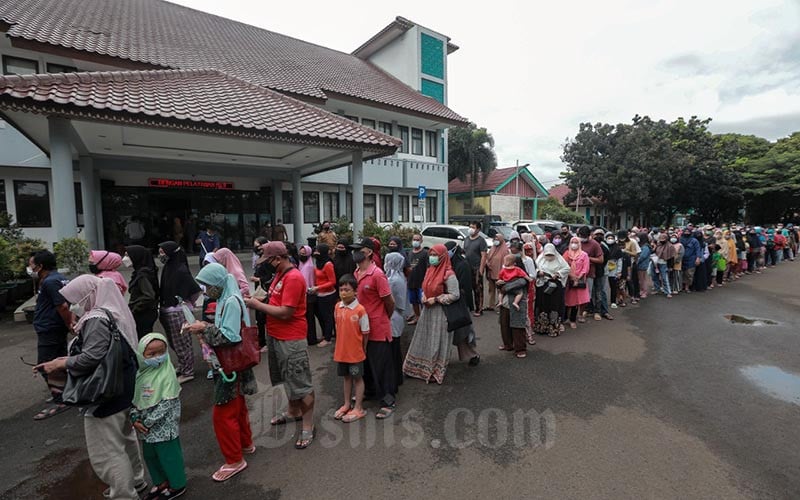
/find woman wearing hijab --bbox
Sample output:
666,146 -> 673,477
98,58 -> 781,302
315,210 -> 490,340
212,248 -> 250,298
636,233 -> 653,298
296,244 -> 318,346
722,230 -> 739,281
89,250 -> 128,295
124,245 -> 160,339
384,252 -> 409,387
403,244 -> 459,383
36,275 -> 145,499
185,263 -> 256,483
311,243 -> 337,347
483,233 -> 510,310
563,237 -> 590,329
333,238 -> 356,283
652,233 -> 676,297
497,252 -> 531,358
158,241 -> 202,384
534,244 -> 570,336
691,230 -> 710,291
443,241 -> 480,365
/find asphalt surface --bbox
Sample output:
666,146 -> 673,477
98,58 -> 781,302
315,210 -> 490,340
2,263 -> 800,499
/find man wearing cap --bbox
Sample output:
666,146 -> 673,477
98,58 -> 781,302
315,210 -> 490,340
244,241 -> 316,449
350,238 -> 397,419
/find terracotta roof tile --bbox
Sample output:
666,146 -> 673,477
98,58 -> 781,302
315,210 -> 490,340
547,183 -> 571,203
0,0 -> 468,124
448,166 -> 520,194
0,68 -> 401,151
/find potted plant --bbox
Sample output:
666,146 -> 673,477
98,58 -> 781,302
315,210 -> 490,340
53,237 -> 89,278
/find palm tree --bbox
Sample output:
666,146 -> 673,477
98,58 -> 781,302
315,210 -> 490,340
448,123 -> 497,206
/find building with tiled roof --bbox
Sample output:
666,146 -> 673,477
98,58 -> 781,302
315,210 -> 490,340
0,1 -> 467,249
547,183 -> 642,230
448,166 -> 549,222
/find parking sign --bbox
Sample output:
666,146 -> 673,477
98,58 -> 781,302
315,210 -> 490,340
418,186 -> 427,199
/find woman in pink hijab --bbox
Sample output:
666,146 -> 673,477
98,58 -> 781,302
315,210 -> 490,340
211,248 -> 250,298
89,250 -> 128,295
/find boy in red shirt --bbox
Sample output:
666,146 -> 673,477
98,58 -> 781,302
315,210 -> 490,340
333,274 -> 370,423
497,254 -> 531,310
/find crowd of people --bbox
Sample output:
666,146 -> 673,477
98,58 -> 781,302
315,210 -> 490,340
24,218 -> 798,497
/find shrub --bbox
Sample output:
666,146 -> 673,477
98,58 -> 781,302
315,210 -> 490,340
0,212 -> 46,279
332,216 -> 353,244
53,237 -> 89,277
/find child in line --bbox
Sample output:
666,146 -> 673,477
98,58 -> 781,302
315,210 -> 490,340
497,254 -> 531,310
711,244 -> 727,286
333,275 -> 370,423
131,333 -> 187,500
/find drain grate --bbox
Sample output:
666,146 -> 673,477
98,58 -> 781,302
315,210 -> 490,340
725,314 -> 777,326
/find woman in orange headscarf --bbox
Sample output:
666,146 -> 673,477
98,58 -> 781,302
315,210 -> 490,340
403,244 -> 460,384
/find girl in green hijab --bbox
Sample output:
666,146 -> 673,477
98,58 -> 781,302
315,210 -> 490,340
130,333 -> 187,499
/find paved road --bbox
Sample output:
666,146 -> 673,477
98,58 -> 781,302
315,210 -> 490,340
2,263 -> 799,499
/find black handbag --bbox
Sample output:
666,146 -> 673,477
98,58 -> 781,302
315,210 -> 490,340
569,277 -> 587,289
62,308 -> 125,406
443,296 -> 472,332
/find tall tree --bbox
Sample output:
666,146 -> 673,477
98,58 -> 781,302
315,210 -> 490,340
448,123 -> 497,205
740,132 -> 800,222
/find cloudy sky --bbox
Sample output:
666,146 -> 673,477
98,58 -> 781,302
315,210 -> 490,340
174,0 -> 800,186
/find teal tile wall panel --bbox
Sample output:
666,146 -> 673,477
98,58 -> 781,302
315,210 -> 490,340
421,78 -> 444,104
420,33 -> 444,79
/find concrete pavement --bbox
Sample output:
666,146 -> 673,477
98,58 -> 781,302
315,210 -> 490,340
1,262 -> 799,499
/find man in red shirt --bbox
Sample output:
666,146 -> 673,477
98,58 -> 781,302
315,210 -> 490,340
244,241 -> 315,449
577,226 -> 605,321
350,238 -> 397,418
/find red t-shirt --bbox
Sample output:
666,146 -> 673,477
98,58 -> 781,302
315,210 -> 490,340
498,265 -> 529,282
355,263 -> 392,342
581,239 -> 603,279
267,267 -> 307,341
333,299 -> 370,363
314,261 -> 337,295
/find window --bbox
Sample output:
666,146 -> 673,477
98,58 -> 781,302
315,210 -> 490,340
398,126 -> 409,154
425,130 -> 438,157
412,196 -> 421,221
282,190 -> 293,224
0,180 -> 6,213
345,116 -> 359,123
2,55 -> 38,75
346,193 -> 353,220
379,194 -> 393,222
14,180 -> 50,227
379,122 -> 392,135
398,195 -> 409,222
361,119 -> 376,129
74,182 -> 84,227
364,194 -> 376,221
47,62 -> 78,73
303,192 -> 320,223
323,192 -> 339,221
426,195 -> 437,223
411,128 -> 423,155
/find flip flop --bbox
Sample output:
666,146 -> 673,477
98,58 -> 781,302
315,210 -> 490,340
270,412 -> 303,426
295,428 -> 315,449
515,351 -> 528,359
342,409 -> 367,423
334,405 -> 350,420
212,461 -> 247,482
375,407 -> 395,419
242,445 -> 256,455
33,404 -> 71,421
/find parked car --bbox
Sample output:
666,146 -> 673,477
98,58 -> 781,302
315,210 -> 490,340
420,225 -> 492,248
512,220 -> 548,235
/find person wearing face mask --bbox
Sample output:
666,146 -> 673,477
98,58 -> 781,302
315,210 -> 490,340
316,221 -> 337,255
652,233 -> 676,297
680,229 -> 702,292
604,233 -> 623,309
350,238 -> 397,418
310,244 -> 337,347
187,263 -> 258,480
250,237 -> 271,351
554,225 -> 572,254
333,238 -> 356,283
533,244 -> 570,336
722,230 -> 739,282
575,226 -> 605,321
28,250 -> 73,421
244,242 -> 316,446
124,245 -> 160,339
669,233 -> 685,294
463,222 -> 488,317
212,248 -> 251,299
130,333 -> 187,499
617,230 -> 637,304
158,241 -> 202,384
296,245 -> 318,346
443,241 -> 480,365
386,236 -> 410,270
36,275 -> 144,499
563,237 -> 590,329
406,233 -> 428,325
404,244 -> 464,381
484,233 -> 509,311
587,229 -> 612,320
195,225 -> 221,268
89,250 -> 128,295
383,252 -> 409,389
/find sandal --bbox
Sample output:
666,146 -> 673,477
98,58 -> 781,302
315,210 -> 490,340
569,322 -> 577,329
33,403 -> 71,421
577,317 -> 587,324
515,351 -> 528,359
342,409 -> 367,423
271,412 -> 303,426
212,461 -> 247,482
295,428 -> 315,449
242,444 -> 256,455
334,405 -> 350,420
376,406 -> 395,419
498,345 -> 513,351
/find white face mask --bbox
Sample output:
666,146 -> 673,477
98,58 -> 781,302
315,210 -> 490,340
121,255 -> 133,268
570,243 -> 580,250
468,228 -> 476,236
69,302 -> 85,317
493,240 -> 500,247
26,266 -> 38,278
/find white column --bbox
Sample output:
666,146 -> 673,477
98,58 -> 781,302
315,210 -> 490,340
352,151 -> 364,237
79,156 -> 98,249
338,184 -> 347,220
442,188 -> 449,223
94,171 -> 105,247
272,179 -> 283,226
48,117 -> 77,241
391,188 -> 399,224
292,171 -> 303,243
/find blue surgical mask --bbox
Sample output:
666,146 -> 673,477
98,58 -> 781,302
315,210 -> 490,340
429,256 -> 440,266
448,248 -> 456,259
143,353 -> 168,368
